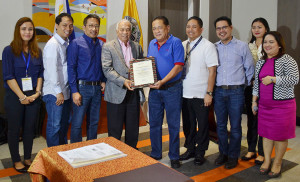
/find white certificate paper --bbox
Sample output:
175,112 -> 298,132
132,60 -> 155,86
58,143 -> 127,168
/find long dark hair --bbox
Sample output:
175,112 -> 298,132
10,17 -> 40,58
261,31 -> 286,60
249,17 -> 270,43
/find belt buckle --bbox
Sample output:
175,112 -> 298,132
223,85 -> 229,89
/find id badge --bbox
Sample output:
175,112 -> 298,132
21,77 -> 33,91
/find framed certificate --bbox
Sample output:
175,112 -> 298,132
129,57 -> 157,88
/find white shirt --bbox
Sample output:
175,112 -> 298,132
182,36 -> 219,98
42,34 -> 70,100
249,41 -> 263,65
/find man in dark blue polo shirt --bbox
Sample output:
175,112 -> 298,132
147,16 -> 184,168
67,14 -> 106,143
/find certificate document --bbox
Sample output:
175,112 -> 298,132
129,58 -> 157,88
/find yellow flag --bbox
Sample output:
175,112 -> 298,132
122,0 -> 143,49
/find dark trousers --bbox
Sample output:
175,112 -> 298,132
107,90 -> 140,148
182,98 -> 209,156
4,89 -> 40,163
244,85 -> 263,156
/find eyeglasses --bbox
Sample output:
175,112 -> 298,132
87,24 -> 100,29
216,26 -> 229,31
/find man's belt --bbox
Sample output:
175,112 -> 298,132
217,85 -> 244,90
159,79 -> 181,90
77,80 -> 101,86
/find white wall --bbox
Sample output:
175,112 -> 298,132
0,0 -> 32,59
107,0 -> 148,55
232,0 -> 277,42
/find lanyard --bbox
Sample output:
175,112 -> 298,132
21,52 -> 31,77
184,36 -> 203,62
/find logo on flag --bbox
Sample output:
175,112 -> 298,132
122,0 -> 143,49
124,16 -> 141,43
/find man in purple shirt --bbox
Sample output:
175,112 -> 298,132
147,16 -> 184,169
67,14 -> 106,143
213,16 -> 254,169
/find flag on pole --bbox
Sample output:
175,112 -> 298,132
54,0 -> 75,41
122,0 -> 143,49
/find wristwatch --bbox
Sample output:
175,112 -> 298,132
206,91 -> 213,96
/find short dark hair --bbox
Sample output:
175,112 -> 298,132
83,14 -> 100,26
261,31 -> 286,60
214,16 -> 232,28
153,16 -> 169,26
55,13 -> 73,25
250,17 -> 270,43
187,16 -> 203,28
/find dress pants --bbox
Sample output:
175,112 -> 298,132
107,90 -> 140,148
5,89 -> 40,163
182,98 -> 209,156
244,85 -> 263,156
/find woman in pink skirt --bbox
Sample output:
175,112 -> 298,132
252,31 -> 299,178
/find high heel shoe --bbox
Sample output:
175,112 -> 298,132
259,166 -> 271,175
268,170 -> 281,178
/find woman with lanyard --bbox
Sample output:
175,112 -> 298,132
2,17 -> 43,173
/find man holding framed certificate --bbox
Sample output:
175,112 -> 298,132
147,16 -> 184,168
101,19 -> 143,148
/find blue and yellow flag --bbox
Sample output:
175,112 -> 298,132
122,0 -> 143,49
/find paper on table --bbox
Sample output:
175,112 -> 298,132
58,143 -> 127,168
132,59 -> 155,86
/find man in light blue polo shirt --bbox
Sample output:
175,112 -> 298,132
147,16 -> 184,169
213,16 -> 254,169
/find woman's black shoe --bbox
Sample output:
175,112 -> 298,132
13,165 -> 27,173
255,159 -> 264,165
241,154 -> 257,161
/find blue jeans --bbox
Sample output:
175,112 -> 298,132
214,86 -> 244,158
70,85 -> 102,143
43,95 -> 71,147
148,81 -> 182,160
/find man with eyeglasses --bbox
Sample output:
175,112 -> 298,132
67,14 -> 106,143
214,16 -> 254,169
101,19 -> 143,148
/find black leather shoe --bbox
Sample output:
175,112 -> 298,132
194,155 -> 205,166
13,165 -> 27,173
170,160 -> 181,168
179,150 -> 195,161
225,157 -> 238,169
215,154 -> 228,166
241,154 -> 257,161
255,159 -> 264,165
150,155 -> 162,160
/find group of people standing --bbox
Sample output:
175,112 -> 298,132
179,15 -> 299,179
2,12 -> 298,179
